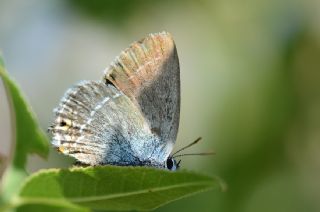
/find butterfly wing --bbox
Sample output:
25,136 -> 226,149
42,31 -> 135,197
50,32 -> 180,166
103,32 -> 180,148
49,81 -> 165,166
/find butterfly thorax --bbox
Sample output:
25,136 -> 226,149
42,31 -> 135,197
98,134 -> 172,168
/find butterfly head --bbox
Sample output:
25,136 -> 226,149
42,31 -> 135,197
165,137 -> 215,171
165,157 -> 181,171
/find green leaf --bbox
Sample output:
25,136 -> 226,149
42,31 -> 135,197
14,166 -> 222,211
15,204 -> 89,212
0,55 -> 49,200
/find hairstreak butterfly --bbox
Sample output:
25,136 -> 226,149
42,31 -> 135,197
49,32 -> 207,171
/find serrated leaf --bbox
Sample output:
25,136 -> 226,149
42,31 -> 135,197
0,55 -> 49,200
15,166 -> 222,211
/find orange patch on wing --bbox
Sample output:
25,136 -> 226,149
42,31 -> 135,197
58,146 -> 65,153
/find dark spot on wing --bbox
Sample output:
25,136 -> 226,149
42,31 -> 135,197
105,78 -> 115,86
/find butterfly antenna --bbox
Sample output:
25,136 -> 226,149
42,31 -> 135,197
172,137 -> 202,157
173,151 -> 215,158
176,159 -> 181,167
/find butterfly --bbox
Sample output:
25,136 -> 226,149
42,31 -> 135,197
49,32 -> 202,171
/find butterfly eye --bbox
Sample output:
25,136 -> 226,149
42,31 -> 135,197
166,158 -> 173,170
60,121 -> 67,127
166,158 -> 177,171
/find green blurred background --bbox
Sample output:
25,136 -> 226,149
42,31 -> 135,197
1,0 -> 320,211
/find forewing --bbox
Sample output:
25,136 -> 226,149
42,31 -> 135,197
49,81 -> 155,165
103,32 -> 180,146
